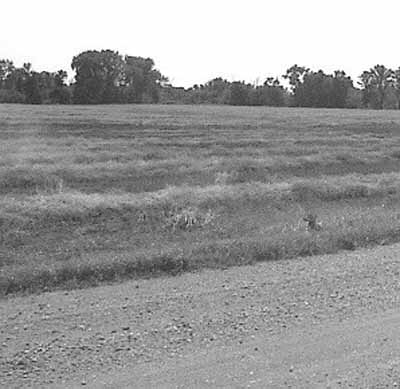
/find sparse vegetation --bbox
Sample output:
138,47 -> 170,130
3,104 -> 400,296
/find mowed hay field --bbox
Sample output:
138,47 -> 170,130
2,104 -> 400,296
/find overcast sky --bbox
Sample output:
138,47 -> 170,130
1,0 -> 400,87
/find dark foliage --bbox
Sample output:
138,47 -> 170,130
283,66 -> 354,108
0,60 -> 71,104
71,50 -> 166,104
2,53 -> 400,109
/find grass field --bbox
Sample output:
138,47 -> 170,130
2,104 -> 400,296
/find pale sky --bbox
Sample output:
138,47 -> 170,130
1,0 -> 400,87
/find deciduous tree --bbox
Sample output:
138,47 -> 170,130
359,65 -> 393,109
71,50 -> 124,104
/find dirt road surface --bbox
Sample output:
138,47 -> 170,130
2,243 -> 400,388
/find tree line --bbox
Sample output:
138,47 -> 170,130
0,60 -> 70,104
1,50 -> 400,109
0,50 -> 166,105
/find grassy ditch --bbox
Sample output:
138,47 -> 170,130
2,177 -> 400,296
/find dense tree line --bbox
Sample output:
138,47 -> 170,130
161,77 -> 287,106
0,60 -> 70,104
1,50 -> 400,109
160,64 -> 400,109
283,66 -> 354,108
0,50 -> 166,105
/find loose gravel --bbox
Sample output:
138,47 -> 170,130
1,243 -> 400,387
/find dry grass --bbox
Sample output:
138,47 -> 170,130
2,104 -> 400,296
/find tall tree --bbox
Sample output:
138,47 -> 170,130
71,50 -> 124,104
283,65 -> 309,91
123,56 -> 166,103
359,65 -> 393,109
283,65 -> 310,106
331,70 -> 353,108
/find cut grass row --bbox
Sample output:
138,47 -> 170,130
2,171 -> 400,217
3,155 -> 400,194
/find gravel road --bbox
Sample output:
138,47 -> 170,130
1,243 -> 400,388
